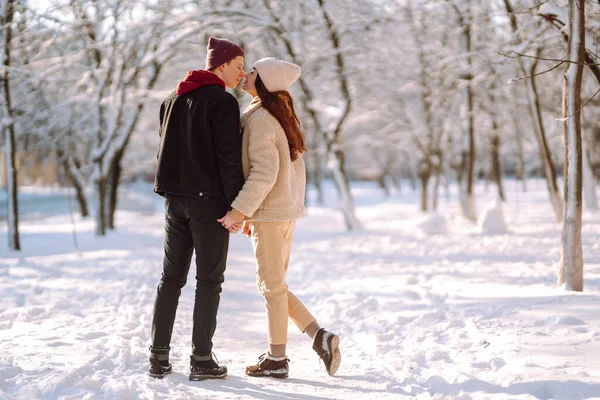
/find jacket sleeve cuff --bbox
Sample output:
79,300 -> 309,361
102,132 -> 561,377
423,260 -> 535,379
230,208 -> 245,223
231,199 -> 254,219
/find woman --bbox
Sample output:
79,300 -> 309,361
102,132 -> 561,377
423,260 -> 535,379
218,57 -> 341,378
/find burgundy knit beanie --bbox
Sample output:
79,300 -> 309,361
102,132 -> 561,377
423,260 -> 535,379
205,37 -> 244,71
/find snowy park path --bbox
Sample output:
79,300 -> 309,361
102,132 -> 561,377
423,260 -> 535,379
2,181 -> 600,399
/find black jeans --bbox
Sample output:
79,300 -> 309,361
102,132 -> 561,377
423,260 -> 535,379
151,194 -> 229,357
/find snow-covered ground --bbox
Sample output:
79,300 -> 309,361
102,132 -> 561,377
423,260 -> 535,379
1,179 -> 600,400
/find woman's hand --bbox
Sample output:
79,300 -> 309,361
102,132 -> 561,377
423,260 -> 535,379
242,221 -> 251,237
217,209 -> 244,233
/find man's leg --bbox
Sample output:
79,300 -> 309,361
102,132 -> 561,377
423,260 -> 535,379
151,195 -> 194,354
186,200 -> 229,357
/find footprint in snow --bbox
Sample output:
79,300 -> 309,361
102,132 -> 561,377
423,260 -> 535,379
401,290 -> 422,301
471,358 -> 505,371
551,316 -> 585,326
80,331 -> 108,340
426,350 -> 453,363
445,318 -> 465,329
0,366 -> 23,380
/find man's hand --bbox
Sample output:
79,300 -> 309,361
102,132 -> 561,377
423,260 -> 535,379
228,222 -> 242,234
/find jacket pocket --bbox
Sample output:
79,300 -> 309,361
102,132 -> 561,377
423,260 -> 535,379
277,220 -> 295,240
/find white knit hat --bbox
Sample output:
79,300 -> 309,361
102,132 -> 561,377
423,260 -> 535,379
254,57 -> 301,92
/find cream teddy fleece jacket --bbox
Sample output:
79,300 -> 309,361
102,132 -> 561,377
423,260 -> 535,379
230,98 -> 306,222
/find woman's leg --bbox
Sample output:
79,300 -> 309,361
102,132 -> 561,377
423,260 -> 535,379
269,344 -> 286,358
303,321 -> 321,339
279,222 -> 341,375
250,221 -> 292,350
287,291 -> 317,334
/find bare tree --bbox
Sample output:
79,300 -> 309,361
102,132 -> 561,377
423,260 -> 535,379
538,2 -> 599,211
445,0 -> 477,220
503,0 -> 564,221
480,76 -> 506,201
558,0 -> 585,291
312,0 -> 362,229
405,0 -> 443,212
218,0 -> 363,229
55,0 -> 180,235
0,0 -> 20,250
528,49 -> 564,220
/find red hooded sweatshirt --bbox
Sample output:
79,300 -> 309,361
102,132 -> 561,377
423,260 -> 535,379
176,70 -> 225,95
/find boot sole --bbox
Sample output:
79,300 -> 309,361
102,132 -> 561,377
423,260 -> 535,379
246,372 -> 288,379
149,370 -> 172,379
328,334 -> 341,376
189,372 -> 227,381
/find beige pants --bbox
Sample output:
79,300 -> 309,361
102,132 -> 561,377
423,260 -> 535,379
250,220 -> 316,345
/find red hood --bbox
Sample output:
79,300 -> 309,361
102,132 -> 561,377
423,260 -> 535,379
176,70 -> 225,95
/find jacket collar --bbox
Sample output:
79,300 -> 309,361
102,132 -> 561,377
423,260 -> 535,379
241,97 -> 263,129
176,70 -> 225,95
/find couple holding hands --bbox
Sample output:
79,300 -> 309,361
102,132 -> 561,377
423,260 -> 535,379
149,37 -> 341,381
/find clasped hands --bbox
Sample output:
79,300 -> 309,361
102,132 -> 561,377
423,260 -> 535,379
217,210 -> 251,236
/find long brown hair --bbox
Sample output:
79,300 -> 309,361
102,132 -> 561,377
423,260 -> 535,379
255,74 -> 306,162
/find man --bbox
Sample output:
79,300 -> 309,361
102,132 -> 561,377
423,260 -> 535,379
149,37 -> 245,381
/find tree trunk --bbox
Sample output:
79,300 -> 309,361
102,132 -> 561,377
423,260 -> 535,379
432,170 -> 441,211
391,173 -> 401,193
454,150 -> 468,217
558,0 -> 584,291
420,173 -> 430,212
76,183 -> 90,218
490,135 -> 506,201
93,163 -> 106,236
106,148 -> 124,230
527,60 -> 563,221
486,88 -> 505,201
330,151 -> 362,230
464,86 -> 476,220
377,150 -> 396,198
61,156 -> 89,217
512,109 -> 527,191
1,0 -> 19,250
431,150 -> 442,211
459,1 -> 477,221
378,174 -> 390,197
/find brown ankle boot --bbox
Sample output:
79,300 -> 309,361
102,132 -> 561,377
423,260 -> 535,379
245,353 -> 289,379
312,328 -> 341,376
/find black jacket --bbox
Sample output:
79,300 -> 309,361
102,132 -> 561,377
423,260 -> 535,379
154,84 -> 244,206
